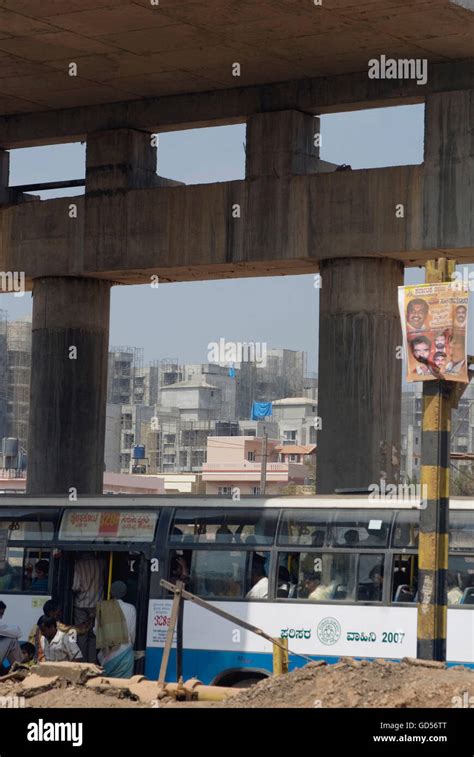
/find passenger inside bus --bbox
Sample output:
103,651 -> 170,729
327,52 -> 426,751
302,571 -> 323,599
392,555 -> 418,602
343,529 -> 360,546
447,572 -> 463,605
169,554 -> 191,586
31,560 -> 49,592
246,559 -> 268,599
0,560 -> 16,591
366,564 -> 384,601
72,552 -> 107,662
276,566 -> 292,598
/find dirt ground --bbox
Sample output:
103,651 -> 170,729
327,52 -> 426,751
217,658 -> 474,708
1,658 -> 474,708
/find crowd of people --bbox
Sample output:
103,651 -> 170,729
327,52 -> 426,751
0,552 -> 136,679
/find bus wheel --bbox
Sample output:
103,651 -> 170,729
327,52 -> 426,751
231,678 -> 261,689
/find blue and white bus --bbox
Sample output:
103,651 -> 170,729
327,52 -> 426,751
0,495 -> 473,685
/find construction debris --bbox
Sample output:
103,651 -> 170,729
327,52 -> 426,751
217,658 -> 474,708
2,659 -> 474,708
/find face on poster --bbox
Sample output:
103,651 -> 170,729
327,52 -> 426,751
398,283 -> 468,383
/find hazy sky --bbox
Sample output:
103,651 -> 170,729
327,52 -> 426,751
2,103 -> 471,373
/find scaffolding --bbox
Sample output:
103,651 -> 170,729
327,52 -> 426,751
0,309 -> 7,442
6,315 -> 32,449
108,345 -> 145,405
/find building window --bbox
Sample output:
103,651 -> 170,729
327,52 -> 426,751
252,487 -> 261,495
217,487 -> 232,496
247,451 -> 256,462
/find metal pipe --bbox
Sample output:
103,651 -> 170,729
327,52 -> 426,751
10,179 -> 85,192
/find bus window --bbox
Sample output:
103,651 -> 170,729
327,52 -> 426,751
449,512 -> 474,551
392,512 -> 419,548
357,555 -> 384,602
0,547 -> 51,593
331,510 -> 392,548
0,519 -> 54,542
170,509 -> 276,546
277,552 -> 356,601
277,510 -> 330,547
448,555 -> 474,605
392,554 -> 418,602
172,550 -> 270,600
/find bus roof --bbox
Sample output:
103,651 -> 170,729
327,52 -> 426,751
0,494 -> 472,510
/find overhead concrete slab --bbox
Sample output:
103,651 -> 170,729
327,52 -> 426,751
0,0 -> 472,120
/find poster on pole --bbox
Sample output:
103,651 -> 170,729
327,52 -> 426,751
398,283 -> 468,383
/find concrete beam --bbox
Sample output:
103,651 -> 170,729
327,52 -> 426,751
0,60 -> 474,149
0,165 -> 429,288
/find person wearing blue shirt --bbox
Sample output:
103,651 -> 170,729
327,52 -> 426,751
31,559 -> 49,593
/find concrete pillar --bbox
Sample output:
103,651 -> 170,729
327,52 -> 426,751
27,129 -> 161,494
246,110 -> 322,179
85,128 -> 158,193
317,257 -> 403,493
423,89 -> 474,251
0,150 -> 13,205
27,277 -> 111,495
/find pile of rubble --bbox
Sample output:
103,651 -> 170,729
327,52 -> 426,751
0,662 -> 239,708
218,658 -> 474,708
0,662 -> 154,708
2,658 -> 474,708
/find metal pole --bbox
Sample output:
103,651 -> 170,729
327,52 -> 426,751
260,427 -> 268,495
417,258 -> 455,661
176,588 -> 184,681
158,580 -> 183,684
272,637 -> 289,676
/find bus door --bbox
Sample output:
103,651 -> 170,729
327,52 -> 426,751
55,547 -> 150,673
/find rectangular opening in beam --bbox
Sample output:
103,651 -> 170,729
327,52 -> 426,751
320,104 -> 424,169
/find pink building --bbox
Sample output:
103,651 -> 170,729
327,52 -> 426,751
202,436 -> 308,495
0,471 -> 165,495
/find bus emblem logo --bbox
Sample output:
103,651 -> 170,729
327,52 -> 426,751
317,617 -> 341,646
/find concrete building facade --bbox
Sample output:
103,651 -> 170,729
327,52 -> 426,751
202,435 -> 308,495
272,397 -> 319,447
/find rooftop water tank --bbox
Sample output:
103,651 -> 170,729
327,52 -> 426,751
132,444 -> 145,459
2,437 -> 18,456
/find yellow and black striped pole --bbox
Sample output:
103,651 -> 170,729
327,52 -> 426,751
417,259 -> 454,661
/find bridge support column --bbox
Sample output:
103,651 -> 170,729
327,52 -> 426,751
27,128 -> 160,495
27,276 -> 111,495
317,257 -> 403,493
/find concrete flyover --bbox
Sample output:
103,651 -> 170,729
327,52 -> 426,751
0,0 -> 473,494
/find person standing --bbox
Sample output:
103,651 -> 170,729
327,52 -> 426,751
95,581 -> 136,678
72,552 -> 106,662
38,617 -> 83,662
